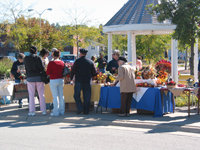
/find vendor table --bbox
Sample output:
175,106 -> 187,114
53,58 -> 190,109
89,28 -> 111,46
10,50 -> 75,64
98,87 -> 173,117
160,88 -> 194,117
0,81 -> 14,105
45,84 -> 101,103
11,83 -> 38,100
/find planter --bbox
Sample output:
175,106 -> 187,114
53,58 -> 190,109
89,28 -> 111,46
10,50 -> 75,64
167,84 -> 176,89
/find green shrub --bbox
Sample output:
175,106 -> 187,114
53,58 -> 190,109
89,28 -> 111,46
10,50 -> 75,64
175,94 -> 198,107
0,58 -> 13,77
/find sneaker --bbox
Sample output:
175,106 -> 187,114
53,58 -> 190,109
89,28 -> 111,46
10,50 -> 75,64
28,112 -> 36,116
118,113 -> 126,117
59,112 -> 65,116
42,111 -> 46,115
50,113 -> 59,117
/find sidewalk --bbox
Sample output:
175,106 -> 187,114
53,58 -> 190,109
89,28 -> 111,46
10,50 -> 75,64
1,101 -> 200,134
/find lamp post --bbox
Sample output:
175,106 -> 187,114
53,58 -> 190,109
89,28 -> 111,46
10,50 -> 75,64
28,8 -> 52,51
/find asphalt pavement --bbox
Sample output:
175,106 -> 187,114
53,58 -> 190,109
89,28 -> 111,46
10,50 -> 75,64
0,101 -> 200,134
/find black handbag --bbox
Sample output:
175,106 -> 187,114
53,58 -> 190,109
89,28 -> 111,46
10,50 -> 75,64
63,65 -> 70,77
41,70 -> 50,84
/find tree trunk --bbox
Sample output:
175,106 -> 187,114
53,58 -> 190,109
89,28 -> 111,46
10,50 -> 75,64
190,38 -> 195,75
185,47 -> 187,70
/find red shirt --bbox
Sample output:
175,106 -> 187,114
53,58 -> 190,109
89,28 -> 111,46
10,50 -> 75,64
46,61 -> 64,79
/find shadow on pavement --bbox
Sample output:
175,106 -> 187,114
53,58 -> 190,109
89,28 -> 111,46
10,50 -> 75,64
0,103 -> 200,134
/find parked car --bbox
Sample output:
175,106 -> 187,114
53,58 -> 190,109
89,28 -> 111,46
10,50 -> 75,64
0,56 -> 17,62
62,54 -> 76,63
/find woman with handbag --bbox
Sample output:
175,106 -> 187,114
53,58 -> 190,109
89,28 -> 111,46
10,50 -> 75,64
24,46 -> 46,116
46,50 -> 65,116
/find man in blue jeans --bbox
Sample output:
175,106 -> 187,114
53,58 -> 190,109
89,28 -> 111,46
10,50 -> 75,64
11,53 -> 25,108
70,49 -> 96,114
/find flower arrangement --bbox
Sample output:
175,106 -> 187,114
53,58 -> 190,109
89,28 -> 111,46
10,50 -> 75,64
19,73 -> 26,83
97,72 -> 107,83
177,83 -> 186,88
135,70 -> 142,79
157,70 -> 168,84
104,71 -> 116,83
136,82 -> 155,88
155,59 -> 171,74
165,80 -> 176,85
155,78 -> 163,86
142,68 -> 156,79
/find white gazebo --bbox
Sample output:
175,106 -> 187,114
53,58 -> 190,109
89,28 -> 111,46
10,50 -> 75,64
103,0 -> 198,83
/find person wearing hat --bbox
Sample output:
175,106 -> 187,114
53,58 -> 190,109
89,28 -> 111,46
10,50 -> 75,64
111,56 -> 137,117
48,48 -> 57,61
24,46 -> 46,116
70,48 -> 97,114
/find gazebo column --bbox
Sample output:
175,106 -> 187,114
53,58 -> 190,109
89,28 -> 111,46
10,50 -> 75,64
108,33 -> 112,62
127,31 -> 132,63
194,38 -> 198,82
171,39 -> 178,83
132,33 -> 137,68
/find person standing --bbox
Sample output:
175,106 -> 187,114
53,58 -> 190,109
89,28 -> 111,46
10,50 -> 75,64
111,57 -> 137,117
70,49 -> 96,114
39,48 -> 50,70
48,48 -> 57,62
11,53 -> 25,108
136,56 -> 142,70
46,50 -> 65,116
95,53 -> 107,73
106,50 -> 120,74
24,46 -> 46,116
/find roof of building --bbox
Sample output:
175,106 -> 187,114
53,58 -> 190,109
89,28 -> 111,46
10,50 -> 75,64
103,0 -> 176,35
105,0 -> 166,26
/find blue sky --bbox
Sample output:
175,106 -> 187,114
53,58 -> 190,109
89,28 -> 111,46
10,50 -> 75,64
23,0 -> 128,26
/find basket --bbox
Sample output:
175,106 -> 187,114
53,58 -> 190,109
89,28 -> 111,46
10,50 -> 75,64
167,84 -> 176,89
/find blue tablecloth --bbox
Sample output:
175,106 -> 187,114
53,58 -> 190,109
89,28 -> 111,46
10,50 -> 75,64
98,87 -> 173,117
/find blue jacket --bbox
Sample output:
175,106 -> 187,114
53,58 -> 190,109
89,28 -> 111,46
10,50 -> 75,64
11,60 -> 23,80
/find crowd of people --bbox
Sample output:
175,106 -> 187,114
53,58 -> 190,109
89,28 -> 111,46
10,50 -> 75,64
11,46 -> 140,117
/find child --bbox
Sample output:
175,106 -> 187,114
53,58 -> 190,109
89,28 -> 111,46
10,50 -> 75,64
11,53 -> 25,108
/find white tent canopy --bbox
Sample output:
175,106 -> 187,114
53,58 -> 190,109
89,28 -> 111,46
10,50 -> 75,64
103,0 -> 198,83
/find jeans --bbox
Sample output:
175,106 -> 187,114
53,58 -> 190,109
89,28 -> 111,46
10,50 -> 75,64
15,79 -> 22,105
99,68 -> 105,73
50,79 -> 65,116
74,82 -> 91,114
27,82 -> 46,112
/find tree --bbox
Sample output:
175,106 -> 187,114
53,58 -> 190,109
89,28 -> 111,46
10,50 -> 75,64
136,35 -> 171,64
0,0 -> 35,51
147,0 -> 200,75
3,16 -> 65,52
62,1 -> 96,56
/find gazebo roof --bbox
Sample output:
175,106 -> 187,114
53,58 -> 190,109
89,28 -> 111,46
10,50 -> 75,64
103,0 -> 176,35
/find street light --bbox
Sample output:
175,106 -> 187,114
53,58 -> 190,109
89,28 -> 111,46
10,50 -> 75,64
28,8 -> 52,50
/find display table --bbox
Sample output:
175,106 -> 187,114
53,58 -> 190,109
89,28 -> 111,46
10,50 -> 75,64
98,87 -> 173,117
45,84 -> 101,103
0,81 -> 14,105
11,83 -> 38,100
160,88 -> 194,117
